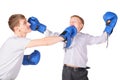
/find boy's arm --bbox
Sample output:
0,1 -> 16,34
87,12 -> 117,45
86,32 -> 107,45
44,29 -> 59,37
26,36 -> 64,48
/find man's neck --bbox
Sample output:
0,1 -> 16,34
14,32 -> 26,37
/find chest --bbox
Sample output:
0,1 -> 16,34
71,34 -> 87,47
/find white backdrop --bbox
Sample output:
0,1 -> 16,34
0,0 -> 120,80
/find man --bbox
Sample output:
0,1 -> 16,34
0,14 -> 76,80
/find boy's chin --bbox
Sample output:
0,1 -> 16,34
29,29 -> 32,32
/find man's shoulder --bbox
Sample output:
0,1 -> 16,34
7,36 -> 30,43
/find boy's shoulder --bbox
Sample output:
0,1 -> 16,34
77,32 -> 90,36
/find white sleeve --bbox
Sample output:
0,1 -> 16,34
44,29 -> 60,37
86,32 -> 107,45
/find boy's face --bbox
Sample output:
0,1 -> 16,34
17,18 -> 31,34
70,17 -> 83,32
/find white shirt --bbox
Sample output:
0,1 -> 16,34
0,35 -> 30,80
64,32 -> 107,67
45,30 -> 107,67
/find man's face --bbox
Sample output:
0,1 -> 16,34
18,18 -> 31,33
70,17 -> 83,32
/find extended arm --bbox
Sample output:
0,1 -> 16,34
26,36 -> 64,48
28,16 -> 77,48
87,11 -> 118,46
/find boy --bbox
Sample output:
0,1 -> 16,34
62,12 -> 117,80
29,11 -> 117,80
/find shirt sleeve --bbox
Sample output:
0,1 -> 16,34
44,29 -> 60,37
10,37 -> 31,50
86,32 -> 107,45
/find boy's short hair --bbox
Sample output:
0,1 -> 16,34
8,14 -> 25,31
71,15 -> 84,25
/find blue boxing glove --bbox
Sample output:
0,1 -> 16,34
103,11 -> 118,35
60,26 -> 77,48
22,50 -> 41,65
28,17 -> 46,33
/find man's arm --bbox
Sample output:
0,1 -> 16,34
26,25 -> 77,48
26,36 -> 64,48
28,17 -> 77,48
